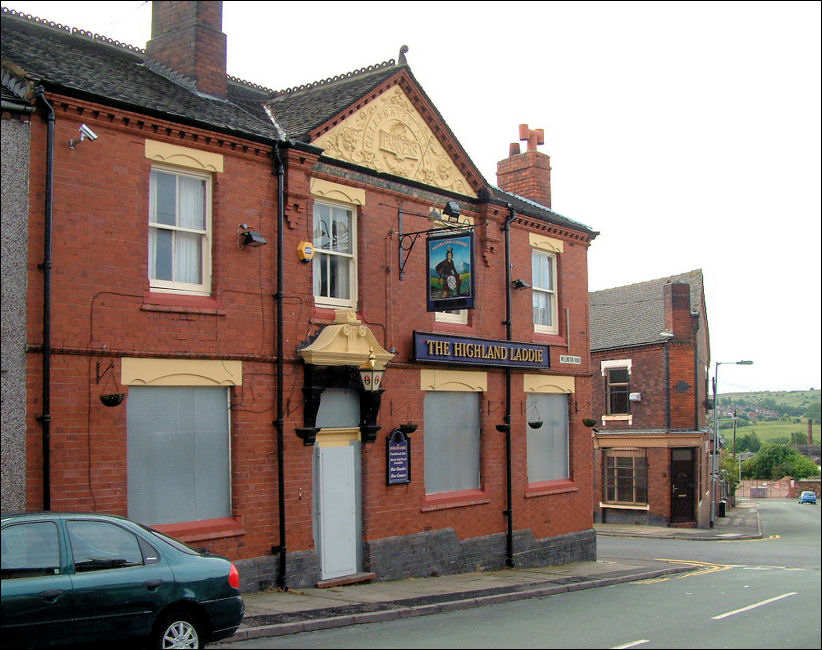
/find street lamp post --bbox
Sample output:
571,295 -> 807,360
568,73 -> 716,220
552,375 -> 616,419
732,409 -> 739,504
711,360 -> 753,527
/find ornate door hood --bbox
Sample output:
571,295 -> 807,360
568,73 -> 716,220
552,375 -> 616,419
296,310 -> 394,445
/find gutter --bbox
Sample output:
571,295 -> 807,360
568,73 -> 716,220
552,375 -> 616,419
33,85 -> 54,510
1,100 -> 35,113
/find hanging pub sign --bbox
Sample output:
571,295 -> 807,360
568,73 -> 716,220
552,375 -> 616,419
386,428 -> 411,485
413,331 -> 550,369
426,231 -> 475,311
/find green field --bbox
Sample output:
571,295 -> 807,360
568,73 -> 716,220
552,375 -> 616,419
723,420 -> 820,445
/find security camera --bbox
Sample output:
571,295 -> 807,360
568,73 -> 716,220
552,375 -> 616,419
79,124 -> 98,141
69,124 -> 99,149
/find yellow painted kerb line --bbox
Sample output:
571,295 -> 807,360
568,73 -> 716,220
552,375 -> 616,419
630,559 -> 731,583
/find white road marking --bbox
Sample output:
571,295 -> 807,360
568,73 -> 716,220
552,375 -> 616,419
713,592 -> 798,619
612,640 -> 650,649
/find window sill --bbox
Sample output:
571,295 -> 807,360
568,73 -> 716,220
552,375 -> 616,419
151,517 -> 245,543
314,300 -> 356,314
601,415 -> 632,425
598,502 -> 649,511
142,291 -> 224,316
525,479 -> 578,498
421,489 -> 489,512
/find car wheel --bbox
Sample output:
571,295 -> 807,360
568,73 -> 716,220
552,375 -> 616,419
154,611 -> 204,650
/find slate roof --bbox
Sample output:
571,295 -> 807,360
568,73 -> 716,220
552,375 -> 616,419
589,269 -> 706,351
491,186 -> 599,236
1,8 -> 597,237
264,62 -> 402,141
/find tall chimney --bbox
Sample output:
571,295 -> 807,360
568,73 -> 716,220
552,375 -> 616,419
496,124 -> 551,208
664,281 -> 692,340
145,1 -> 227,99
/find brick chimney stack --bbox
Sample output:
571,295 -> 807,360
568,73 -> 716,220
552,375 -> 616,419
664,281 -> 693,340
145,1 -> 227,99
496,124 -> 552,209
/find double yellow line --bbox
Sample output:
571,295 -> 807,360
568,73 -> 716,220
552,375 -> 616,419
630,559 -> 730,583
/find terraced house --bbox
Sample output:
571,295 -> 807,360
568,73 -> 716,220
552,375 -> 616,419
1,1 -> 599,590
589,270 -> 713,529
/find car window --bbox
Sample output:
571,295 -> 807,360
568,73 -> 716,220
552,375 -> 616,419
144,526 -> 202,556
67,520 -> 145,572
1,521 -> 62,578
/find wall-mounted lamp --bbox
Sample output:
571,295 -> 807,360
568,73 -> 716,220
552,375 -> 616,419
69,124 -> 98,149
442,200 -> 461,224
238,224 -> 267,248
512,279 -> 531,290
359,348 -> 385,392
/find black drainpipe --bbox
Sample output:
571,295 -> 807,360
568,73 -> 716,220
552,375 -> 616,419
34,85 -> 54,511
664,345 -> 671,431
501,203 -> 517,568
273,143 -> 287,590
692,316 -> 701,429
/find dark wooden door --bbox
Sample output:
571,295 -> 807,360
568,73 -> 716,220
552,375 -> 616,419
671,448 -> 695,523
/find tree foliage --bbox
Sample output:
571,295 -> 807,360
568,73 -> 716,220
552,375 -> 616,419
741,442 -> 820,480
720,455 -> 740,491
790,431 -> 808,446
803,400 -> 821,424
736,430 -> 761,453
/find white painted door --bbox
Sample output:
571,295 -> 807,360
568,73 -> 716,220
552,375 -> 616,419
317,445 -> 358,580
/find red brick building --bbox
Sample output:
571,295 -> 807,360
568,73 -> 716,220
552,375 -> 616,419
590,271 -> 713,528
2,2 -> 599,590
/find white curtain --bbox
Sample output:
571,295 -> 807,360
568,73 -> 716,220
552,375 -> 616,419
175,176 -> 204,284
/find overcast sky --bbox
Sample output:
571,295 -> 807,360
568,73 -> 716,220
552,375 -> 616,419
4,1 -> 820,394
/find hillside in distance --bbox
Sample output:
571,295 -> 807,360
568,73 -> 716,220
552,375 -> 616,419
717,389 -> 820,420
716,390 -> 820,445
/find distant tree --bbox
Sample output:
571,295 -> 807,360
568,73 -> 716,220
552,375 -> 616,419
737,431 -> 761,453
803,400 -> 821,424
790,431 -> 807,446
744,443 -> 820,480
720,455 -> 740,492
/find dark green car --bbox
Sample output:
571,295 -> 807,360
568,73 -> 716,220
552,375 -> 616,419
1,512 -> 244,649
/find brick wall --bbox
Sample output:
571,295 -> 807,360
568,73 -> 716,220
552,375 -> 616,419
24,89 -> 595,588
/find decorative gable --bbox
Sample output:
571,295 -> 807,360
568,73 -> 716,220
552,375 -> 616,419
313,85 -> 478,198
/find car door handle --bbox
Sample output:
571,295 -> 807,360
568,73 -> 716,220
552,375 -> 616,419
143,579 -> 164,591
39,589 -> 63,602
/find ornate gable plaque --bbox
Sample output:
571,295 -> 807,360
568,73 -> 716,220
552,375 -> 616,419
313,86 -> 477,198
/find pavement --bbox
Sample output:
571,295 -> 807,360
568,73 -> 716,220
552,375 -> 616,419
215,500 -> 761,644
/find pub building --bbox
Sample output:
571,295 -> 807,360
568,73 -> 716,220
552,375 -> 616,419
2,2 -> 600,590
